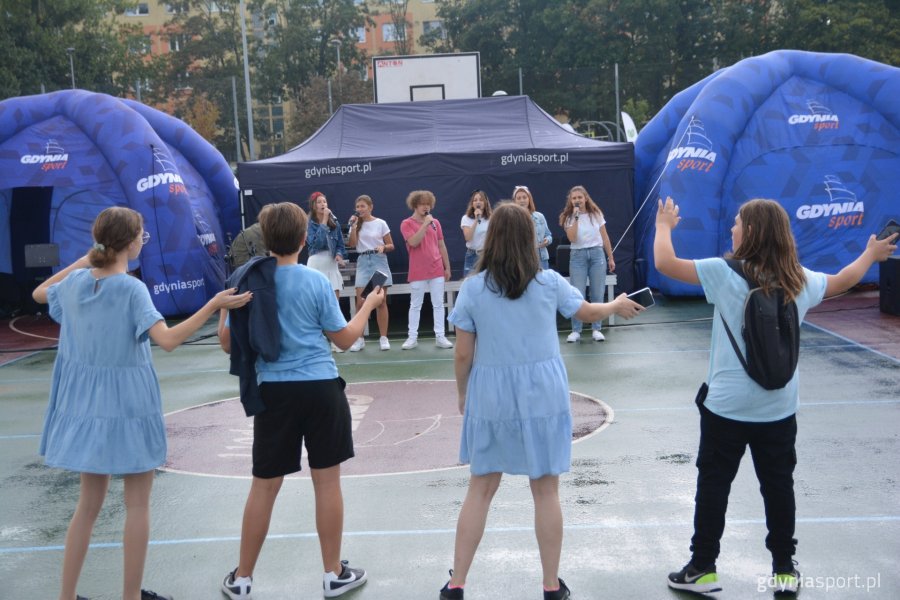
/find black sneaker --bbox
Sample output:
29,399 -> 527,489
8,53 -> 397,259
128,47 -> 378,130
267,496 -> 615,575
439,569 -> 464,599
323,560 -> 368,597
140,590 -> 173,600
772,566 -> 800,596
667,562 -> 722,593
221,567 -> 252,599
544,578 -> 571,600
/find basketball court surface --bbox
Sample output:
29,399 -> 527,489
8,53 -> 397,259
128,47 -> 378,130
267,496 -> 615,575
1,292 -> 898,599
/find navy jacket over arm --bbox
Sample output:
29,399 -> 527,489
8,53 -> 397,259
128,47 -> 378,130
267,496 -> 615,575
226,256 -> 280,416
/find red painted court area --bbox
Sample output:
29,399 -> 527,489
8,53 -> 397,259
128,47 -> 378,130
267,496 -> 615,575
163,380 -> 611,478
0,314 -> 59,366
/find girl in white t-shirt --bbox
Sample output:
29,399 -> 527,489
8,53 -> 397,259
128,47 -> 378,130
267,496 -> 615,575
460,190 -> 492,277
559,185 -> 615,343
347,195 -> 395,351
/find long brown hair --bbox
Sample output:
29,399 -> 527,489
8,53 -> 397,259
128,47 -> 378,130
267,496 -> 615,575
353,194 -> 373,235
465,190 -> 493,219
308,191 -> 337,229
558,185 -> 603,226
88,207 -> 143,268
477,203 -> 540,299
731,199 -> 806,302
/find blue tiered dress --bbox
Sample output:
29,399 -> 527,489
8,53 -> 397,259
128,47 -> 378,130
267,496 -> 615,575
448,269 -> 584,478
40,269 -> 166,475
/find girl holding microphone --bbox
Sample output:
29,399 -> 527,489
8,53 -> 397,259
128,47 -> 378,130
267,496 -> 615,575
513,185 -> 552,270
347,195 -> 395,351
559,185 -> 615,342
460,190 -> 492,277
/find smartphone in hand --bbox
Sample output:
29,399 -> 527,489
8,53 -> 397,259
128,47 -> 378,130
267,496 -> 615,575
876,219 -> 900,241
362,270 -> 389,298
627,287 -> 655,308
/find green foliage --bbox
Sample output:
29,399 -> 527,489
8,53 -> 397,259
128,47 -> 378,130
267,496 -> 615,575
0,0 -> 139,98
429,0 -> 899,124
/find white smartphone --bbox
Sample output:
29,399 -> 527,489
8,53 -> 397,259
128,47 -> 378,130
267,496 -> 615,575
627,287 -> 655,308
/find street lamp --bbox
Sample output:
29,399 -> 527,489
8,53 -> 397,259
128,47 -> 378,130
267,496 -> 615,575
66,48 -> 76,89
329,37 -> 342,97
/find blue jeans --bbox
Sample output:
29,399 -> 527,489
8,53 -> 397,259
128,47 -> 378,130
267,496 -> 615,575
569,246 -> 607,332
463,249 -> 478,277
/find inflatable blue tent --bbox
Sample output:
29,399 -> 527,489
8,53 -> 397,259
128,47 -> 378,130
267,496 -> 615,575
633,50 -> 900,294
0,90 -> 241,315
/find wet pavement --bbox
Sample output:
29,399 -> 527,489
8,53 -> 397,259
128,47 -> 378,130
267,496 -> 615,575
1,295 -> 898,599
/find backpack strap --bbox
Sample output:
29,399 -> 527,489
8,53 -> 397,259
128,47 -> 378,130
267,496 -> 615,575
720,258 -> 750,372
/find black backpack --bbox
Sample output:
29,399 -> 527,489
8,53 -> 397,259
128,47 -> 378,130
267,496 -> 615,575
720,259 -> 800,390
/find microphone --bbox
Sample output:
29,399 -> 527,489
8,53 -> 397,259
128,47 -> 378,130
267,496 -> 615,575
425,210 -> 437,230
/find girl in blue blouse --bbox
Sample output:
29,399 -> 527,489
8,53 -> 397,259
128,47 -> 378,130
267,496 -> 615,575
32,206 -> 250,600
513,185 -> 552,270
306,191 -> 347,300
441,203 -> 642,600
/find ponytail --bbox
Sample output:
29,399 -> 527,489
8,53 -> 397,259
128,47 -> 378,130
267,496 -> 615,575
88,207 -> 143,268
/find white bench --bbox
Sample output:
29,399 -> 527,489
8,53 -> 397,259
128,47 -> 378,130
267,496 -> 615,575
343,273 -> 617,335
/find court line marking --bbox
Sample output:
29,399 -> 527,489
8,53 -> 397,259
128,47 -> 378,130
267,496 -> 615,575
158,382 -> 614,480
803,321 -> 900,364
3,514 -> 898,556
4,399 -> 898,441
8,315 -> 59,342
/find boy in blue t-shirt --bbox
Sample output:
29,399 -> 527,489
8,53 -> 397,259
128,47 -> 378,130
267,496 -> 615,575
218,202 -> 385,599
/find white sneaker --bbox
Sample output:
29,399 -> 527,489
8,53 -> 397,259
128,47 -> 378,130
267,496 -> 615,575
331,342 -> 344,353
401,337 -> 418,350
566,331 -> 581,343
323,560 -> 367,597
379,336 -> 391,351
592,330 -> 606,342
349,337 -> 365,352
435,335 -> 454,349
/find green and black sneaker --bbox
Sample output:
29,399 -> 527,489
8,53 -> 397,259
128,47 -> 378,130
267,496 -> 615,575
773,567 -> 800,596
667,562 -> 722,594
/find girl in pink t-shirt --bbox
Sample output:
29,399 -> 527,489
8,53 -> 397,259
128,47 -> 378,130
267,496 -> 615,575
400,190 -> 453,350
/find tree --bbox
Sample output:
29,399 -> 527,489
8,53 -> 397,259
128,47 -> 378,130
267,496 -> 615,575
183,94 -> 222,141
287,74 -> 372,146
375,0 -> 412,56
0,0 -> 144,99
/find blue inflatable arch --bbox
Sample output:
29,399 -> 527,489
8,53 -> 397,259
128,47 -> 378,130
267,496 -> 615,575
0,90 -> 241,315
633,50 -> 900,294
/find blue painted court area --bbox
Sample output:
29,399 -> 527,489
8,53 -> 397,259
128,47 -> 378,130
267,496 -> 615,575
1,296 -> 898,599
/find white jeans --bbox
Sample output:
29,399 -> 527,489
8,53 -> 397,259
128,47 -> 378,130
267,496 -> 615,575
408,276 -> 445,338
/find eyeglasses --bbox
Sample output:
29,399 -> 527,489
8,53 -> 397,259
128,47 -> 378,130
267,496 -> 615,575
141,231 -> 150,245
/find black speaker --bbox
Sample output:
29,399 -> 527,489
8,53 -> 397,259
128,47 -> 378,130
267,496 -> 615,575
555,244 -> 571,276
880,256 -> 900,316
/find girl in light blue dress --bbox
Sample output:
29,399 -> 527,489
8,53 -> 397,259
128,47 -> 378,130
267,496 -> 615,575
32,206 -> 250,600
440,203 -> 643,600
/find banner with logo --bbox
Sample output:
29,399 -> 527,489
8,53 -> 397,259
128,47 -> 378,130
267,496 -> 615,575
0,90 -> 239,315
633,50 -> 900,294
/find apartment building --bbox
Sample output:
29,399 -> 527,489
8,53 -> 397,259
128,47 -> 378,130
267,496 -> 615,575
111,1 -> 448,159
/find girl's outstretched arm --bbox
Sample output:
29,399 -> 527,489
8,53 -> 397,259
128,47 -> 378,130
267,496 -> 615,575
149,288 -> 252,352
825,232 -> 898,297
653,197 -> 699,285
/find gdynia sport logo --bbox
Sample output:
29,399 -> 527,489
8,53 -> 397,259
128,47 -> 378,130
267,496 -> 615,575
137,147 -> 186,194
795,175 -> 864,230
788,100 -> 839,131
667,116 -> 717,173
20,139 -> 69,171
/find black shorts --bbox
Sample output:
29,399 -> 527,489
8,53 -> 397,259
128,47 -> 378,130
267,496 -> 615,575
253,377 -> 355,478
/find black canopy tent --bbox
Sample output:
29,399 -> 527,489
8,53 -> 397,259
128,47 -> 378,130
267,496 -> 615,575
238,95 -> 636,291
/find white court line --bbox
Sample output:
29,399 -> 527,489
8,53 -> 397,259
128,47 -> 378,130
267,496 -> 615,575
8,315 -> 59,342
2,514 -> 898,556
804,320 -> 900,364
